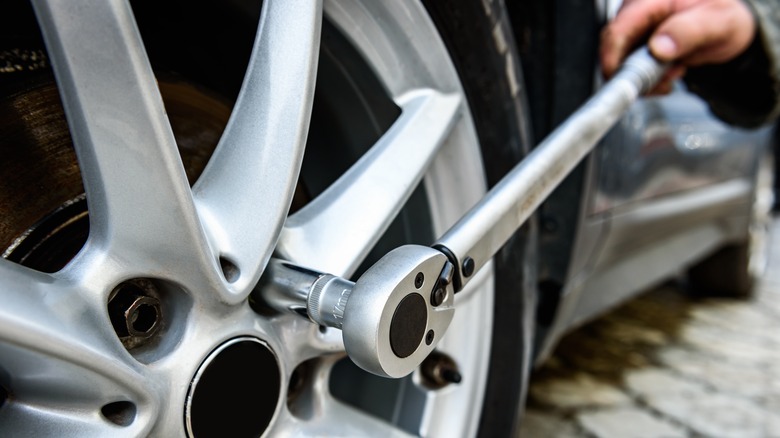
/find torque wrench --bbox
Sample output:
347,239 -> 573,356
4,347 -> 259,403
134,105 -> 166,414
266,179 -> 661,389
256,47 -> 668,378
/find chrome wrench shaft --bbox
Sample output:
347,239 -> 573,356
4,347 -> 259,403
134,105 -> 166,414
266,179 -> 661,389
435,47 -> 667,291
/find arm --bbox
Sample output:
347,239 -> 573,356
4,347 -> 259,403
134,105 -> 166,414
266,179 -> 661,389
600,0 -> 780,127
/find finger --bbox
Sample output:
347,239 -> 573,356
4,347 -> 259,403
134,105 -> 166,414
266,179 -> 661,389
646,65 -> 686,96
600,0 -> 676,77
647,79 -> 675,96
665,64 -> 687,82
649,0 -> 755,65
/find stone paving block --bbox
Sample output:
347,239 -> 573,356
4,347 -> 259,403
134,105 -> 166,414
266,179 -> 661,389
754,289 -> 780,320
756,370 -> 780,400
685,307 -> 778,344
523,219 -> 780,437
758,276 -> 780,293
529,373 -> 631,409
644,392 -> 780,438
688,304 -> 779,339
677,323 -> 780,365
576,407 -> 686,438
626,365 -> 780,437
518,410 -> 581,438
625,367 -> 706,398
658,347 -> 771,398
759,261 -> 780,284
762,395 -> 780,414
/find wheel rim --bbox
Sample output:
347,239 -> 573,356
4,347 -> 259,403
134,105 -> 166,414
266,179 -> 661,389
0,1 -> 494,436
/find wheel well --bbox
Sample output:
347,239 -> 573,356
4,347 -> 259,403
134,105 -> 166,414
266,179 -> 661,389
507,0 -> 601,353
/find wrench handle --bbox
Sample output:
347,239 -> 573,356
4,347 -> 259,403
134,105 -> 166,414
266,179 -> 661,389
434,47 -> 668,291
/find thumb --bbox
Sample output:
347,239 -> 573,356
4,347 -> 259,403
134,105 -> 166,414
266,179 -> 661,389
648,2 -> 755,65
648,33 -> 678,61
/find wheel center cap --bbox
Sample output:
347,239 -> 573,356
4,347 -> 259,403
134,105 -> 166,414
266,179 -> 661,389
185,337 -> 281,437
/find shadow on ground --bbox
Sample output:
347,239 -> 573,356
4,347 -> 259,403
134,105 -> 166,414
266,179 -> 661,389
529,282 -> 693,389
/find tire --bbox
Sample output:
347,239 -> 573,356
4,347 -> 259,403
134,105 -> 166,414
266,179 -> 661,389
0,0 -> 534,436
688,147 -> 775,298
423,1 -> 537,436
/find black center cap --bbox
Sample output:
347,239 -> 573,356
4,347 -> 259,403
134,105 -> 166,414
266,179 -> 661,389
186,337 -> 280,437
389,293 -> 428,358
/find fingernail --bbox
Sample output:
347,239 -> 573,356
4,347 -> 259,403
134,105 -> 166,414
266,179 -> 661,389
650,34 -> 677,59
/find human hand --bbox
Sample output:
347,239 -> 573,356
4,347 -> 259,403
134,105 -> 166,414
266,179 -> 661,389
600,0 -> 756,94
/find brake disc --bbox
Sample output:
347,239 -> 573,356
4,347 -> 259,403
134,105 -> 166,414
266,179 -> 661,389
0,68 -> 230,273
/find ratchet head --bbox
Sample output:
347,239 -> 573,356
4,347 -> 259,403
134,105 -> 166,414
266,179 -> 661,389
341,245 -> 455,378
257,245 -> 456,378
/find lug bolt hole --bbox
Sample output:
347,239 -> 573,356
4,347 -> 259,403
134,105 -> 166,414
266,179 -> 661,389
101,401 -> 136,426
287,367 -> 305,403
220,256 -> 240,283
108,279 -> 163,349
129,302 -> 159,335
287,359 -> 317,419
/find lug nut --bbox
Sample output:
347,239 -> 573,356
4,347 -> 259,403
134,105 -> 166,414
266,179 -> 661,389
125,296 -> 160,337
108,280 -> 162,348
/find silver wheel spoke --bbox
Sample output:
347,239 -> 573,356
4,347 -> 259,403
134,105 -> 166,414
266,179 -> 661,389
275,316 -> 345,367
193,0 -> 322,296
277,90 -> 462,276
0,0 -> 496,434
32,0 -> 215,277
0,403 -> 133,437
0,259 -> 152,407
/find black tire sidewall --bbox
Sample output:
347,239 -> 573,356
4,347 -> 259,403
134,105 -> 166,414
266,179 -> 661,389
422,1 -> 537,436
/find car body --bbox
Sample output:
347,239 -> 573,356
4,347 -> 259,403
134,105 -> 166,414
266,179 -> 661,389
537,83 -> 773,361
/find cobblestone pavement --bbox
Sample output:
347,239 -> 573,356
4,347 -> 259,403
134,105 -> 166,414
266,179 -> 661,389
519,219 -> 780,438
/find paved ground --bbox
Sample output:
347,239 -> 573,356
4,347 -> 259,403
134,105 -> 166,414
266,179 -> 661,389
519,219 -> 780,438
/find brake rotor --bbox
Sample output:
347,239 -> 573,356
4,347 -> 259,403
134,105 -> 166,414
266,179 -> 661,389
0,68 -> 233,272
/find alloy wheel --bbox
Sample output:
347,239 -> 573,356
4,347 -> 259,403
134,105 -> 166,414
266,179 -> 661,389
0,0 -> 496,436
